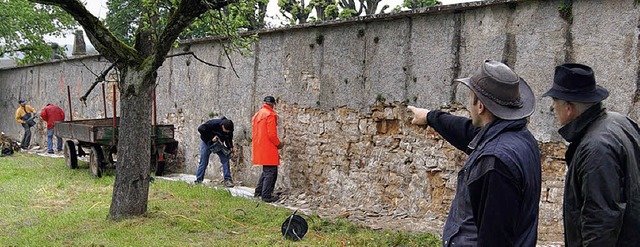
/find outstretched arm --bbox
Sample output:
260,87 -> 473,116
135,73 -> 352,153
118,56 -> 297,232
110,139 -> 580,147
427,110 -> 477,153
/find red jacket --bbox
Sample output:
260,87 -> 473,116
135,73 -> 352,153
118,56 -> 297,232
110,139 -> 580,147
252,104 -> 280,166
40,104 -> 65,129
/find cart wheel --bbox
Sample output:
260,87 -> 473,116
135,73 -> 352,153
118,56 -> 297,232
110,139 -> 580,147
63,141 -> 78,169
89,146 -> 104,178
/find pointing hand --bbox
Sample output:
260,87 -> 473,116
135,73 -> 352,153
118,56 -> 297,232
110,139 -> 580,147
407,105 -> 429,126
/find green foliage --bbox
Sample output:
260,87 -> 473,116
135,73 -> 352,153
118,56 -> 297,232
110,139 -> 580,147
402,0 -> 440,9
338,8 -> 358,19
324,4 -> 340,19
278,0 -> 314,24
104,0 -> 141,46
278,0 -> 394,23
310,0 -> 334,11
310,0 -> 337,21
376,93 -> 386,103
188,9 -> 260,56
337,0 -> 362,17
0,0 -> 76,64
105,0 -> 265,53
0,153 -> 440,246
391,5 -> 403,13
558,1 -> 573,24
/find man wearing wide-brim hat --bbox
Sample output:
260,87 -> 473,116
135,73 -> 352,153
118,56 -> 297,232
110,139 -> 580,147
543,63 -> 640,247
408,60 -> 541,246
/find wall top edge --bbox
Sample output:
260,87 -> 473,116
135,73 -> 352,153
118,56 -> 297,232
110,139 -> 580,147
0,0 -> 525,71
0,54 -> 103,72
182,0 -> 525,44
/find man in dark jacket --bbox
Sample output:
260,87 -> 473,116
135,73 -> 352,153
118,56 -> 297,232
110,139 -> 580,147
195,117 -> 235,187
543,63 -> 640,247
408,60 -> 541,246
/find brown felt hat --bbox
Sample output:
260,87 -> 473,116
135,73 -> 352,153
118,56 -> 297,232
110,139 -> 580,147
455,60 -> 535,120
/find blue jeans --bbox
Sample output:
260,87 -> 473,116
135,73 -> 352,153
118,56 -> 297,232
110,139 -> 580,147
195,141 -> 231,182
47,129 -> 63,152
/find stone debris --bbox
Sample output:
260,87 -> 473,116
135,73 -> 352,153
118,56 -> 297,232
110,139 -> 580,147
0,132 -> 20,153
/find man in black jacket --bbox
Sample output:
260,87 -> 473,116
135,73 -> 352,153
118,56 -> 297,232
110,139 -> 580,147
195,117 -> 235,187
543,63 -> 640,247
408,60 -> 541,246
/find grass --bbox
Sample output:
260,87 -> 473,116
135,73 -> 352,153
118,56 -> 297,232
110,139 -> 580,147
0,153 -> 440,246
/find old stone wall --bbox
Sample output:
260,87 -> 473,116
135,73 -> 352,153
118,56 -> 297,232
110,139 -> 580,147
1,0 -> 639,244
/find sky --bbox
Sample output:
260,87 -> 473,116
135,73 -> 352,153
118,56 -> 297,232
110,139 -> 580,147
45,0 -> 477,49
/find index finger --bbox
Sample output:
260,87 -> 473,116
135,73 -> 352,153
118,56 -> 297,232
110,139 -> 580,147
407,105 -> 417,112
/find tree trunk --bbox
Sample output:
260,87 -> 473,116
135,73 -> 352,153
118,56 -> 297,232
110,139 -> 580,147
109,67 -> 154,220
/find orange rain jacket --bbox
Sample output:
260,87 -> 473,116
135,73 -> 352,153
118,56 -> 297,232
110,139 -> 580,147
252,103 -> 281,166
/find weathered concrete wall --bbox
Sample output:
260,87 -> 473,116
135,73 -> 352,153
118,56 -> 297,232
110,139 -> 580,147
1,0 -> 639,244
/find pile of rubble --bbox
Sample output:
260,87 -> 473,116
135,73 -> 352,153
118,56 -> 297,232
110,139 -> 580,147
0,132 -> 20,156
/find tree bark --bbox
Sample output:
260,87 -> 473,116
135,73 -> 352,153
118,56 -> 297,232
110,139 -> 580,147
108,67 -> 154,220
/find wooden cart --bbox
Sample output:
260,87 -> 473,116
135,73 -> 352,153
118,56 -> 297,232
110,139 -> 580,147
55,118 -> 178,177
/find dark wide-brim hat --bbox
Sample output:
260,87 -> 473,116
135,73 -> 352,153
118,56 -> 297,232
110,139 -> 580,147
281,214 -> 308,241
542,63 -> 609,103
455,60 -> 535,120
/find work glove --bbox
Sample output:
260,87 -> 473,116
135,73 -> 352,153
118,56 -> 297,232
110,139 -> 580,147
407,105 -> 430,126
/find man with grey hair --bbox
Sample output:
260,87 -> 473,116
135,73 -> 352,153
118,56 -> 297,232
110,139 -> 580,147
408,60 -> 541,246
543,63 -> 640,246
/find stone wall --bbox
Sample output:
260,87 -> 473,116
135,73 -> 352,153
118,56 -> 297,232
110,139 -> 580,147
1,0 -> 639,244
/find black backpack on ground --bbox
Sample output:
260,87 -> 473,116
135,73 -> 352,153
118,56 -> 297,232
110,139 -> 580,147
1,147 -> 13,157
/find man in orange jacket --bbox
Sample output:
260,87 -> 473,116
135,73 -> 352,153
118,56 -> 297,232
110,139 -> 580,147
252,96 -> 283,203
40,104 -> 65,154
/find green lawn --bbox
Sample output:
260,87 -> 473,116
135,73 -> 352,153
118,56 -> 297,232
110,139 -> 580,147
0,152 -> 440,246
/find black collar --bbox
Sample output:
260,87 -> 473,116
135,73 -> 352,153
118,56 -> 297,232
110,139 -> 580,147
558,103 -> 605,142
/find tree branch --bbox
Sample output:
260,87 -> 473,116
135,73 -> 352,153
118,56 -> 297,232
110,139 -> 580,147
166,52 -> 226,69
30,0 -> 141,64
151,0 -> 234,70
221,45 -> 240,79
79,63 -> 117,104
